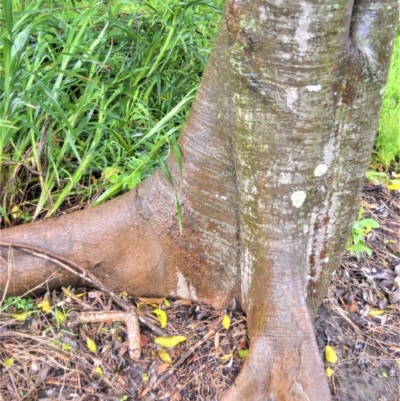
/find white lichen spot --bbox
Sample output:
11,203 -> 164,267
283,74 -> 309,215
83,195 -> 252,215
314,164 -> 328,177
324,257 -> 330,263
295,3 -> 313,55
306,84 -> 322,92
259,6 -> 267,22
176,271 -> 197,299
286,87 -> 298,111
303,224 -> 309,234
291,191 -> 306,208
220,195 -> 227,201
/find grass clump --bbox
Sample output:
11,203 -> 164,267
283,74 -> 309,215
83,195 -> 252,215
0,0 -> 221,226
376,24 -> 400,169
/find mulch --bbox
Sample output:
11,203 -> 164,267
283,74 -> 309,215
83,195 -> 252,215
1,181 -> 399,401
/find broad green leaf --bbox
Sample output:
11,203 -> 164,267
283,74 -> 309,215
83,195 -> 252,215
325,345 -> 338,364
155,336 -> 186,348
152,309 -> 167,328
87,338 -> 97,353
222,314 -> 231,330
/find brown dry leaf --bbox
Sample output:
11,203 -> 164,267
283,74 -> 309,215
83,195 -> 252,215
138,297 -> 164,305
173,299 -> 192,307
140,334 -> 149,347
345,299 -> 359,313
360,200 -> 379,209
156,363 -> 171,374
214,331 -> 220,353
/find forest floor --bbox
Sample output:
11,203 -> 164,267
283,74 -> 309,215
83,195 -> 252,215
0,183 -> 399,401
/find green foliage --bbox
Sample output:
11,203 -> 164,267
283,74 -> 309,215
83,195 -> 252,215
346,208 -> 379,261
0,0 -> 221,224
376,24 -> 400,168
1,296 -> 35,312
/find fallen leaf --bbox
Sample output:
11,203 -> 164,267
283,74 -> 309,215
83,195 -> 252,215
138,297 -> 164,305
158,349 -> 172,365
94,366 -> 103,378
369,309 -> 385,316
155,336 -> 186,348
55,311 -> 66,322
238,349 -> 249,359
152,309 -> 167,328
388,184 -> 400,190
220,353 -> 232,361
325,345 -> 338,364
3,357 -> 13,367
38,297 -> 52,313
222,314 -> 231,330
87,338 -> 97,353
11,205 -> 22,220
164,299 -> 171,307
325,367 -> 334,378
345,299 -> 359,313
156,363 -> 170,374
140,334 -> 148,347
381,371 -> 388,378
11,311 -> 30,321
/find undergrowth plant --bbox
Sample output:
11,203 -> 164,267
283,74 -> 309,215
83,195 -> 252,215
0,0 -> 222,226
376,23 -> 400,168
346,207 -> 379,261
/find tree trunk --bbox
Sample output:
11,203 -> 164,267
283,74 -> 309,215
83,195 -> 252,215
0,0 -> 398,400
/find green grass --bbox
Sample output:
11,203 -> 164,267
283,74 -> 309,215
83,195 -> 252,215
376,24 -> 400,169
0,0 -> 221,225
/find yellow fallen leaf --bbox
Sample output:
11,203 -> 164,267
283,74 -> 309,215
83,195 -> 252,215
94,366 -> 103,378
152,309 -> 167,328
87,338 -> 97,353
325,367 -> 334,378
3,357 -> 14,367
11,205 -> 22,220
55,311 -> 66,323
163,298 -> 171,307
155,336 -> 186,348
142,373 -> 149,381
325,345 -> 338,364
222,314 -> 231,330
220,353 -> 232,361
38,298 -> 52,313
119,291 -> 128,298
381,371 -> 388,378
369,309 -> 385,316
388,184 -> 400,190
157,349 -> 172,365
237,349 -> 249,359
11,311 -> 30,321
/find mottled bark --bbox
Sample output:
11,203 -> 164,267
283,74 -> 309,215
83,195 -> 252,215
0,0 -> 398,400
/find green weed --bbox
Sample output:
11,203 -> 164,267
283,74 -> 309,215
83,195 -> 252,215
346,208 -> 379,261
376,24 -> 400,168
0,0 -> 221,225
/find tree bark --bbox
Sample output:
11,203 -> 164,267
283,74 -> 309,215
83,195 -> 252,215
0,0 -> 398,400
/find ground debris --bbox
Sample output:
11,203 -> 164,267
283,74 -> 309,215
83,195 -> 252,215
0,290 -> 246,401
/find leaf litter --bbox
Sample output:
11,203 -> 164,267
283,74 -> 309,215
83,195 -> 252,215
1,179 -> 400,401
